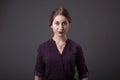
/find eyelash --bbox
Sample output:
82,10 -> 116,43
55,22 -> 67,26
62,22 -> 67,25
55,22 -> 59,25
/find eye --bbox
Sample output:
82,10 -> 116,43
62,21 -> 67,26
55,21 -> 59,25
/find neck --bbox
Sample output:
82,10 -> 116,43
52,35 -> 67,43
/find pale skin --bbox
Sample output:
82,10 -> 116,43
34,15 -> 88,80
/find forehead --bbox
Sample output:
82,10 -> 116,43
53,15 -> 68,22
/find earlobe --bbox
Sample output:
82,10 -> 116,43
69,23 -> 71,28
50,26 -> 53,29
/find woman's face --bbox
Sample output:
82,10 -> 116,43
51,15 -> 70,37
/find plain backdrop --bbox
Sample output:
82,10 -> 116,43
0,0 -> 120,80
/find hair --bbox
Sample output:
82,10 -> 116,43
49,7 -> 71,26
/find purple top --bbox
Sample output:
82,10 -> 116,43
34,38 -> 88,80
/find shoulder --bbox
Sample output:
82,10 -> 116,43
37,39 -> 51,52
68,39 -> 82,49
68,39 -> 83,54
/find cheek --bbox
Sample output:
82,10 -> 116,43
51,26 -> 57,31
65,26 -> 70,30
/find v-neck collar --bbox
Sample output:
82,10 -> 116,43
50,38 -> 69,56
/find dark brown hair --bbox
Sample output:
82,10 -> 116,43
49,7 -> 71,26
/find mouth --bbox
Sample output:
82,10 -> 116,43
58,31 -> 64,34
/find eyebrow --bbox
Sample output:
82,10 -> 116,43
55,20 -> 67,23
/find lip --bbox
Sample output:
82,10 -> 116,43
58,31 -> 64,34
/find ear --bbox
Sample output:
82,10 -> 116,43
50,25 -> 53,29
69,23 -> 71,28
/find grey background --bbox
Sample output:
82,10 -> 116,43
0,0 -> 120,80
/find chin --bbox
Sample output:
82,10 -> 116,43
57,34 -> 64,37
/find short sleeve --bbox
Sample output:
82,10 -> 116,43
76,45 -> 88,79
34,45 -> 45,77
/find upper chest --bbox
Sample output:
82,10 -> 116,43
41,40 -> 78,63
56,41 -> 66,55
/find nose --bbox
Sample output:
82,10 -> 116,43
59,24 -> 64,30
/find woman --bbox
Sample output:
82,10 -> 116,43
34,7 -> 88,80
